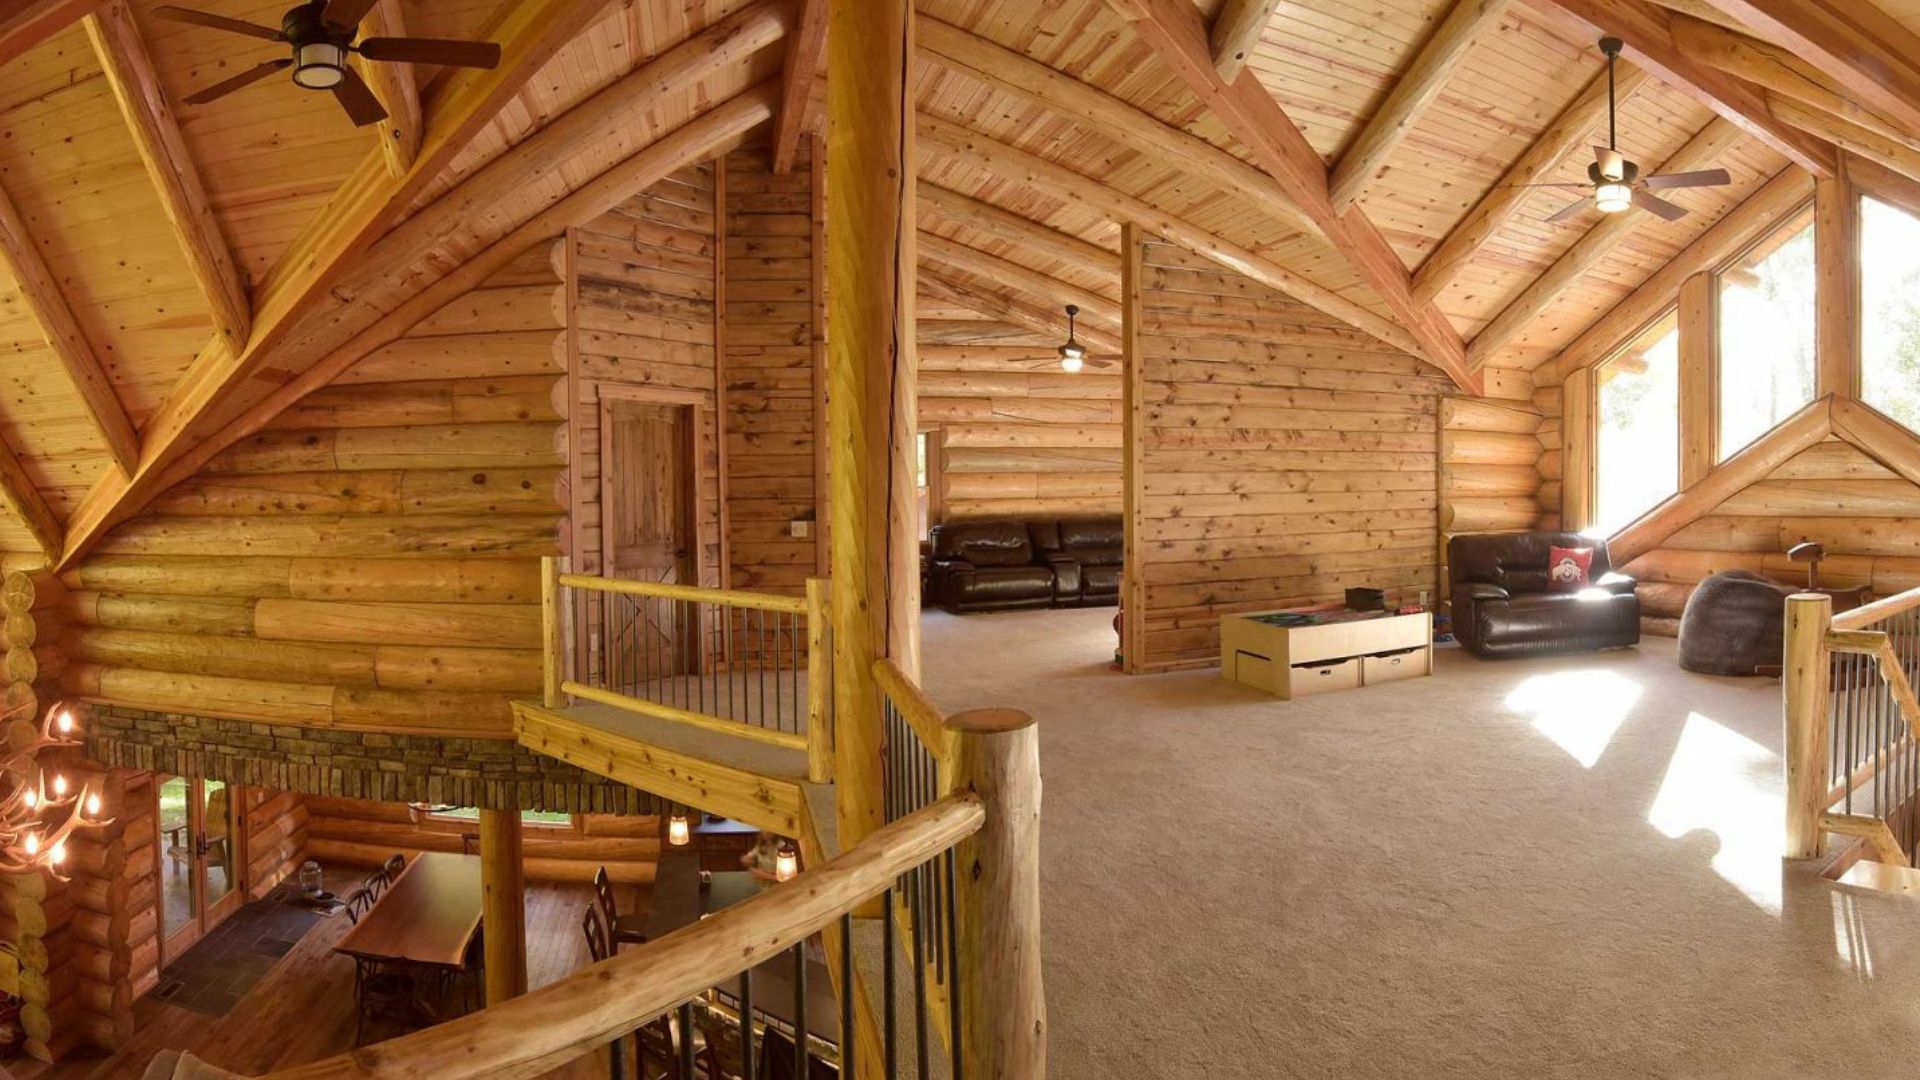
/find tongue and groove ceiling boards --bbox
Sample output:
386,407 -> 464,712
0,0 -> 1914,558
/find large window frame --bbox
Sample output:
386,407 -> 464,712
1712,205 -> 1817,461
1590,308 -> 1682,537
1857,177 -> 1920,434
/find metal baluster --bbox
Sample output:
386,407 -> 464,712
792,610 -> 802,735
841,913 -> 855,1079
740,967 -> 755,1080
774,609 -> 785,734
1846,652 -> 1857,814
883,885 -> 897,1078
912,858 -> 930,1078
793,941 -> 809,1078
678,1001 -> 696,1080
699,602 -> 708,718
945,846 -> 964,1080
758,609 -> 769,728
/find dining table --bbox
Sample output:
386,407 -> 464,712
334,852 -> 485,970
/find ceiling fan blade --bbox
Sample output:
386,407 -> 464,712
356,37 -> 502,68
1547,197 -> 1591,224
152,5 -> 285,41
320,0 -> 382,31
331,66 -> 389,127
1643,168 -> 1732,190
184,58 -> 291,105
1509,182 -> 1593,189
1633,189 -> 1690,222
1593,145 -> 1626,182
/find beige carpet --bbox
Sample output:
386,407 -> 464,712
919,608 -> 1920,1079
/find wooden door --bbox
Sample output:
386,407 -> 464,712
597,396 -> 698,689
157,775 -> 243,964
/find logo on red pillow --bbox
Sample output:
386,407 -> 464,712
1548,545 -> 1594,591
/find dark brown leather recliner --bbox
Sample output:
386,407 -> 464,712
1448,532 -> 1640,659
929,521 -> 1057,613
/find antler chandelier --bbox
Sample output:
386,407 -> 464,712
3,701 -> 106,876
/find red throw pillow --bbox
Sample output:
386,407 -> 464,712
1548,545 -> 1594,591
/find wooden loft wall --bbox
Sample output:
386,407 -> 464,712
916,307 -> 1123,522
1124,238 -> 1482,672
303,797 -> 661,885
57,247 -> 567,737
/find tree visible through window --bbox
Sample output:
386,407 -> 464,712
1861,195 -> 1920,431
1718,213 -> 1814,459
1595,313 -> 1680,536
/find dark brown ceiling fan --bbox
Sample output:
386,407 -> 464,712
1519,37 -> 1733,225
155,1 -> 502,127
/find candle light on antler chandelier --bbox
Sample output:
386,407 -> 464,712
3,701 -> 109,877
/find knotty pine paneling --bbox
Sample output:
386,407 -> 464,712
1133,241 -> 1454,671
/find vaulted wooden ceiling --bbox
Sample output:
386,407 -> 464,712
0,0 -> 1914,560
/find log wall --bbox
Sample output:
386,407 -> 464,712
1131,241 -> 1456,671
301,797 -> 661,886
60,246 -> 568,738
242,788 -> 309,901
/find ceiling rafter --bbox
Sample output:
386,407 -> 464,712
1328,0 -> 1513,213
1208,0 -> 1284,83
1547,164 -> 1811,380
919,266 -> 1122,356
109,84 -> 781,547
0,436 -> 61,560
917,111 -> 1430,363
59,0 -> 613,568
918,180 -> 1117,276
354,0 -> 423,179
84,0 -> 251,352
1702,0 -> 1920,143
0,175 -> 140,477
0,0 -> 94,68
1411,67 -> 1653,305
1102,0 -> 1477,392
1547,0 -> 1836,176
1466,116 -> 1746,367
919,229 -> 1121,330
772,0 -> 825,173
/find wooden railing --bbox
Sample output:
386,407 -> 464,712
1784,588 -> 1920,868
540,557 -> 833,782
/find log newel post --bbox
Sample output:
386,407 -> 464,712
478,808 -> 528,1005
947,707 -> 1045,1078
541,555 -> 563,709
1784,592 -> 1833,860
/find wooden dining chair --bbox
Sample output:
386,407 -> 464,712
635,1011 -> 705,1080
350,957 -> 414,1047
757,1029 -> 838,1079
594,866 -> 649,948
697,1002 -> 752,1080
581,903 -> 611,963
382,853 -> 407,883
344,886 -> 376,925
360,870 -> 389,903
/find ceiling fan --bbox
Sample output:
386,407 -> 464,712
155,1 -> 502,127
1523,37 -> 1732,225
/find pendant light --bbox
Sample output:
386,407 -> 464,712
1058,304 -> 1086,373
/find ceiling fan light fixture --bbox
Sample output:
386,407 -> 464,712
293,40 -> 347,88
1058,303 -> 1085,373
1594,181 -> 1632,214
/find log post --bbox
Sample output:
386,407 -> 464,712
825,0 -> 916,850
541,556 -> 562,709
947,707 -> 1045,1078
478,808 -> 527,1004
1784,592 -> 1833,860
804,577 -> 831,784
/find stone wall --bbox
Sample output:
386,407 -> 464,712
84,705 -> 651,814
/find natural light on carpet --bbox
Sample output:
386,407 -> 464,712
1648,712 -> 1784,914
1506,668 -> 1641,768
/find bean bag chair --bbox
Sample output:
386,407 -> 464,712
1678,570 -> 1795,676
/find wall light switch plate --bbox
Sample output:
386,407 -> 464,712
790,520 -> 811,539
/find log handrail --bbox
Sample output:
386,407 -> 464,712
873,656 -> 952,763
556,571 -> 810,614
147,793 -> 987,1080
1832,583 -> 1920,631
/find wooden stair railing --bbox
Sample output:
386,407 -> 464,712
1784,587 -> 1920,872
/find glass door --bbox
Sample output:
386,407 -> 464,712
158,775 -> 242,963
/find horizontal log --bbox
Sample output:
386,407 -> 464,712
305,838 -> 655,884
1439,397 -> 1540,433
94,515 -> 562,559
64,665 -> 512,736
150,468 -> 563,517
1440,429 -> 1540,466
1441,497 -> 1539,534
336,332 -> 564,385
270,376 -> 563,430
206,424 -> 562,474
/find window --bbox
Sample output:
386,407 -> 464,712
1717,212 -> 1815,458
1594,313 -> 1680,535
1861,194 -> 1920,430
915,430 -> 942,538
427,806 -> 574,828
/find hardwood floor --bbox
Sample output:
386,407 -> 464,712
24,872 -> 645,1080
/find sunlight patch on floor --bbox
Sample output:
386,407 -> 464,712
1506,668 -> 1641,768
1831,890 -> 1876,978
1648,712 -> 1784,914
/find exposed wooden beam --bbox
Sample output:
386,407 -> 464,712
84,1 -> 250,351
355,0 -> 423,179
0,437 -> 61,560
1704,0 -> 1920,144
918,18 -> 1314,236
1832,396 -> 1920,490
1769,95 -> 1920,188
919,268 -> 1122,356
1103,0 -> 1476,391
0,177 -> 140,477
1208,0 -> 1283,83
1547,0 -> 1836,176
919,231 -> 1120,329
918,180 -> 1117,274
772,0 -> 826,173
1814,156 -> 1857,399
917,112 -> 1433,365
0,0 -> 94,68
1467,116 -> 1745,367
59,0 -> 612,567
1412,61 -> 1651,303
1547,164 -> 1811,380
1329,0 -> 1512,212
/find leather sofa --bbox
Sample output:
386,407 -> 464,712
929,517 -> 1123,613
1448,532 -> 1640,659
